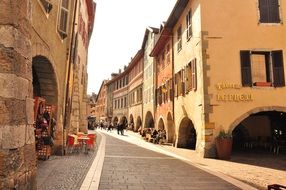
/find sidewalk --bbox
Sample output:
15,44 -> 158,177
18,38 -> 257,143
82,129 -> 286,190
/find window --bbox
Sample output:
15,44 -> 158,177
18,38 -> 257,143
166,44 -> 170,65
186,9 -> 192,40
258,0 -> 281,23
240,50 -> 285,87
177,26 -> 182,52
124,97 -> 127,107
38,0 -> 53,14
191,59 -> 197,91
58,0 -> 69,39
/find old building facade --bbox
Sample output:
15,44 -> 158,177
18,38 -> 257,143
151,23 -> 175,144
0,0 -> 95,188
69,0 -> 95,135
127,50 -> 144,131
94,80 -> 108,121
170,0 -> 286,157
107,68 -> 129,126
142,27 -> 159,129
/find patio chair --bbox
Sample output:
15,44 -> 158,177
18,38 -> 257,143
87,134 -> 96,150
67,135 -> 80,153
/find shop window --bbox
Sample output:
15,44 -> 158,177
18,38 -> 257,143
258,0 -> 281,23
186,9 -> 192,40
58,0 -> 69,39
177,26 -> 182,52
240,50 -> 285,87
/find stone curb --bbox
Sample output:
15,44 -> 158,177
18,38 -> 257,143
80,132 -> 106,190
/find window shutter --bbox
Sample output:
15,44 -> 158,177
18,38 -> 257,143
259,0 -> 269,23
269,0 -> 280,23
185,64 -> 190,92
174,74 -> 178,97
191,59 -> 197,91
240,51 -> 252,86
272,50 -> 285,87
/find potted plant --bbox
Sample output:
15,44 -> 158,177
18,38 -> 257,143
215,130 -> 233,160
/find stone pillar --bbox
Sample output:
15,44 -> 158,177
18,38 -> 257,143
0,0 -> 36,189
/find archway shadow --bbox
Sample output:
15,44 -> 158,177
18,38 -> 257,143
229,150 -> 286,172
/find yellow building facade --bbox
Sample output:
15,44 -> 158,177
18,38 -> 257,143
172,0 -> 286,157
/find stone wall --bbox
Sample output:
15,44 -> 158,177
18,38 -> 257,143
0,0 -> 37,189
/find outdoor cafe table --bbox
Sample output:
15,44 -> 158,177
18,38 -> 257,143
77,136 -> 90,154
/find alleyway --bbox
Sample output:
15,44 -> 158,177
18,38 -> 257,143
98,131 -> 240,190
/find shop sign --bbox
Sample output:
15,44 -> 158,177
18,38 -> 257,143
215,82 -> 253,102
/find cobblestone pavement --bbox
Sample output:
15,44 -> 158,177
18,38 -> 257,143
99,132 -> 240,190
36,131 -> 100,190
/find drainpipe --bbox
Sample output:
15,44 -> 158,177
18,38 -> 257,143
63,0 -> 78,155
171,31 -> 176,147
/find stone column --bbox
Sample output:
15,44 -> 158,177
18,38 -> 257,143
0,0 -> 36,189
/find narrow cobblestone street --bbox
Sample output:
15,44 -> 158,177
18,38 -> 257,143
98,131 -> 240,190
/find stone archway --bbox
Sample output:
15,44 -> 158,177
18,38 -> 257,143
32,56 -> 58,105
167,112 -> 175,144
158,118 -> 165,130
144,111 -> 154,128
177,117 -> 197,150
32,55 -> 59,154
231,109 -> 286,153
135,116 -> 142,132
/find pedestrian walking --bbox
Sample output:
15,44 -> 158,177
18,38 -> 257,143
107,121 -> 112,132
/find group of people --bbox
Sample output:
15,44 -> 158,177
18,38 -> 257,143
96,120 -> 127,135
139,128 -> 167,144
93,119 -> 167,142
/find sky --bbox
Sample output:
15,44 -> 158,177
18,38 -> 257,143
87,0 -> 177,94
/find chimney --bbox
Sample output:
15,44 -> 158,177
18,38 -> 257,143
111,73 -> 118,79
119,69 -> 121,74
124,65 -> 127,70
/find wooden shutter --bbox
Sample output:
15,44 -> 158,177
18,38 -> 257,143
269,0 -> 280,23
159,86 -> 162,105
240,51 -> 252,86
259,0 -> 268,23
174,74 -> 178,97
169,78 -> 174,101
191,59 -> 197,91
181,68 -> 185,96
272,50 -> 285,87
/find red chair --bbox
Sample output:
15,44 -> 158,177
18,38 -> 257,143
67,135 -> 80,153
87,134 -> 96,150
